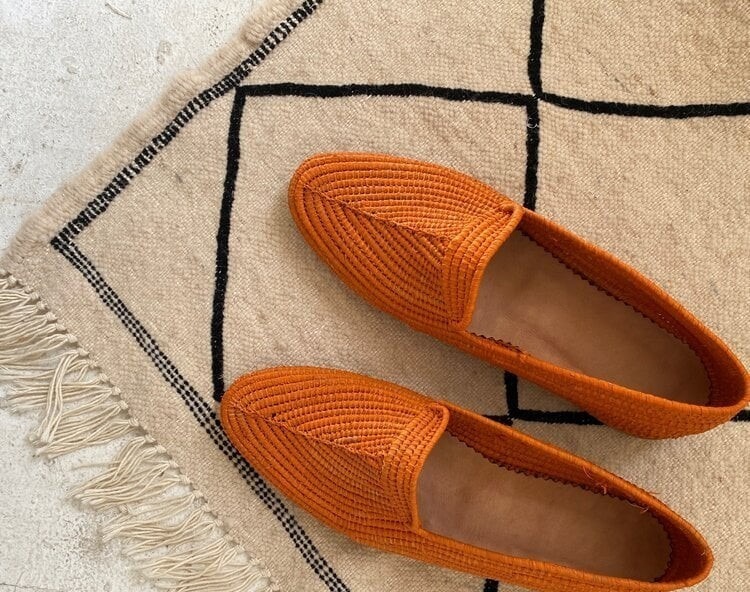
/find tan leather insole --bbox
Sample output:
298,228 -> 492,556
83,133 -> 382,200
468,232 -> 709,404
418,434 -> 671,580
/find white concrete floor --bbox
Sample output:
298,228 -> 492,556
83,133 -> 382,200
0,2 -> 255,589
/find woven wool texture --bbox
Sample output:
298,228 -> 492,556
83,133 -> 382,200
1,0 -> 748,591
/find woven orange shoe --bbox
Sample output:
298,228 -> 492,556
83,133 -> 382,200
288,153 -> 749,438
221,367 -> 712,591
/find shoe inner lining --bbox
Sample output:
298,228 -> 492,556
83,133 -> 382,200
468,231 -> 710,404
417,433 -> 671,580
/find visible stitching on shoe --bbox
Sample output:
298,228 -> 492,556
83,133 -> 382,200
234,392 -> 405,461
332,204 -> 450,313
301,183 -> 462,241
470,332 -> 525,354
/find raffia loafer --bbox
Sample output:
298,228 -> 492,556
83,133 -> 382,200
221,367 -> 712,592
288,153 -> 749,438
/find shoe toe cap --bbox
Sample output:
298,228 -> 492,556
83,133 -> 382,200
288,153 -> 518,330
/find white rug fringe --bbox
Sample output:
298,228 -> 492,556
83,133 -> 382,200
0,270 -> 274,592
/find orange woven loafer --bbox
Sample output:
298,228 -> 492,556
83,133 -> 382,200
221,367 -> 712,592
289,153 -> 749,438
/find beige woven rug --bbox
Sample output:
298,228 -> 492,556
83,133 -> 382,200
1,1 -> 748,590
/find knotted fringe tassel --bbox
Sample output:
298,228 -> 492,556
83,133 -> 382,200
0,270 -> 274,592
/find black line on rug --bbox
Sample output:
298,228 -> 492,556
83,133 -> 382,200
732,409 -> 750,422
513,407 -> 603,426
527,0 -> 546,97
240,81 -> 534,105
238,82 -> 750,119
523,100 -> 540,211
211,89 -> 248,401
540,93 -> 750,118
50,237 -> 352,592
503,372 -> 520,417
483,579 -> 499,592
